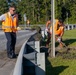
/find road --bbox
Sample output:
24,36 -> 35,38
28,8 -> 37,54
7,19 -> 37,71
0,30 -> 36,51
0,29 -> 36,75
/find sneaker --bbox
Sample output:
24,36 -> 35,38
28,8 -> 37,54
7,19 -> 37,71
7,53 -> 16,59
12,53 -> 17,58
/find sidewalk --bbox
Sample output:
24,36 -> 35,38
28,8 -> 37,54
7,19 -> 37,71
0,46 -> 21,75
0,58 -> 16,75
0,31 -> 4,35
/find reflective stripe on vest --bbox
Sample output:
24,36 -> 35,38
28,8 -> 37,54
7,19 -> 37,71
2,25 -> 17,28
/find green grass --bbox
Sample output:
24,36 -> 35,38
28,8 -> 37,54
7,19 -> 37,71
63,29 -> 76,39
46,57 -> 76,75
46,29 -> 76,75
62,29 -> 76,47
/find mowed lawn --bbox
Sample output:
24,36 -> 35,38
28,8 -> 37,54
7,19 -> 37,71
46,29 -> 76,75
63,29 -> 76,47
46,57 -> 76,75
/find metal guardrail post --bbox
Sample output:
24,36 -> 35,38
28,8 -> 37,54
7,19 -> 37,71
35,41 -> 40,53
64,24 -> 76,31
36,53 -> 45,75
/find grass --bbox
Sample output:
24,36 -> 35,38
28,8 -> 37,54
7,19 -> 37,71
62,29 -> 76,47
46,57 -> 76,75
63,29 -> 76,39
46,29 -> 76,75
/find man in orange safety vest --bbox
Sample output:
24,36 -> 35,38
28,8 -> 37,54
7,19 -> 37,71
45,19 -> 65,48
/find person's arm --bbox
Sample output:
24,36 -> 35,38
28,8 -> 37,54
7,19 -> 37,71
60,22 -> 65,37
60,27 -> 64,37
0,14 -> 5,21
46,20 -> 51,28
45,20 -> 51,32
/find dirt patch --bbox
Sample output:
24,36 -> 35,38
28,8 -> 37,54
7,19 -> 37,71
44,47 -> 76,59
55,47 -> 76,59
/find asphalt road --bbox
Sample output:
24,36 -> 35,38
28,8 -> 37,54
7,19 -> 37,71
0,29 -> 36,75
0,29 -> 36,51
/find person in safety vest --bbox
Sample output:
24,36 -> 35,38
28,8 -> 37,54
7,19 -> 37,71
27,20 -> 30,27
45,19 -> 65,48
0,5 -> 18,59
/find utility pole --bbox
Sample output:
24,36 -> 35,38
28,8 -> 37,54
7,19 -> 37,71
51,0 -> 55,57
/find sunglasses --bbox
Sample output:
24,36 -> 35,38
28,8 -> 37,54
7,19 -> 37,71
12,10 -> 16,12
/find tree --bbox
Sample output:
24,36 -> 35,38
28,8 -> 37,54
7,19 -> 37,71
15,0 -> 76,24
0,0 -> 8,15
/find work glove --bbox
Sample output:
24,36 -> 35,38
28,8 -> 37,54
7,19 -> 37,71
45,28 -> 48,36
45,27 -> 48,32
57,37 -> 61,42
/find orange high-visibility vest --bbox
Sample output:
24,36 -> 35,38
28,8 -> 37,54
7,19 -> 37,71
2,12 -> 18,32
50,19 -> 64,35
55,26 -> 64,35
50,19 -> 59,33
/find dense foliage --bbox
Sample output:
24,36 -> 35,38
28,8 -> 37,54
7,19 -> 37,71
0,0 -> 76,24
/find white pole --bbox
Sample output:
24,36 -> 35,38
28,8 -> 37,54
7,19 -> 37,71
51,0 -> 55,57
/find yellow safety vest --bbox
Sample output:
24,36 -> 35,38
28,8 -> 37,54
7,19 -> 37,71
2,12 -> 18,32
50,19 -> 59,33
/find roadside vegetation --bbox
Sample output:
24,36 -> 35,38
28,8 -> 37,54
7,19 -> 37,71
63,29 -> 76,47
46,29 -> 76,75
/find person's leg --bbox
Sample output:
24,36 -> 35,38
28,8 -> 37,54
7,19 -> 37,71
59,42 -> 63,48
56,36 -> 66,48
60,41 -> 66,48
11,32 -> 16,57
5,32 -> 12,58
46,32 -> 51,48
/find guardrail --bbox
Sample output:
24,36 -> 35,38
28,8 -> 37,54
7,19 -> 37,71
0,24 -> 76,30
19,24 -> 76,30
17,24 -> 76,31
13,32 -> 45,75
65,24 -> 76,30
